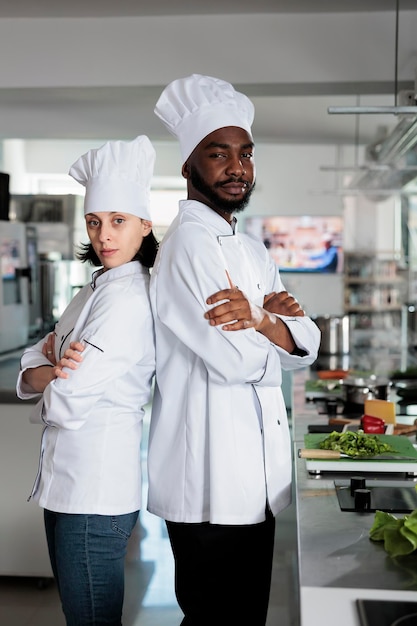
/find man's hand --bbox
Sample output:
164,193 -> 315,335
263,291 -> 305,317
204,272 -> 300,353
205,286 -> 265,331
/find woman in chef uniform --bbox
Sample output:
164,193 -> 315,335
16,135 -> 157,626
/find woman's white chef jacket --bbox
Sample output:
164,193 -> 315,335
16,261 -> 155,515
147,200 -> 321,526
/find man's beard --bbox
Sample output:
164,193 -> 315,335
189,167 -> 255,214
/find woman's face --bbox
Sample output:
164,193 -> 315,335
85,211 -> 152,270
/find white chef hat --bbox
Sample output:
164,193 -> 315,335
68,135 -> 155,220
154,74 -> 255,163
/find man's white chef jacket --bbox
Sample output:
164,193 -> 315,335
148,200 -> 320,525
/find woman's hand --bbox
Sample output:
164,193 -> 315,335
22,340 -> 85,391
42,332 -> 57,365
54,341 -> 85,379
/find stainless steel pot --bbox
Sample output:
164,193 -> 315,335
312,315 -> 350,355
341,377 -> 389,406
390,379 -> 417,401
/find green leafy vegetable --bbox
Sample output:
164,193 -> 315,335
369,510 -> 417,557
304,380 -> 342,393
390,366 -> 417,380
318,431 -> 397,458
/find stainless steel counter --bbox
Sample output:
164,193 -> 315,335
292,370 -> 417,626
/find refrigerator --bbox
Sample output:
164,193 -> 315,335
0,220 -> 30,353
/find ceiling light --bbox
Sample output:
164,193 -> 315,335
370,117 -> 417,162
328,106 -> 417,115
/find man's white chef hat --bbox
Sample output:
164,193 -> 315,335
68,135 -> 155,220
154,74 -> 255,163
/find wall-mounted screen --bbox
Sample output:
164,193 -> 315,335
244,215 -> 344,273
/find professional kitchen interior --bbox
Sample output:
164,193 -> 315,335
2,2 -> 417,626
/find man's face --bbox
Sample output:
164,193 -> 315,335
182,126 -> 256,218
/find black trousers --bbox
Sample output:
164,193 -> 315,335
166,510 -> 276,626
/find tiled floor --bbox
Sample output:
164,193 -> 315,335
0,351 -> 299,625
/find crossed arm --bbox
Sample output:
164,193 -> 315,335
204,278 -> 304,354
22,333 -> 85,394
24,281 -> 305,392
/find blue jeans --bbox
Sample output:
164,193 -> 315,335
44,509 -> 139,626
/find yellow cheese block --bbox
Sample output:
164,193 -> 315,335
364,399 -> 396,424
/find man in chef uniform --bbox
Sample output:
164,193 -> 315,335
147,74 -> 321,625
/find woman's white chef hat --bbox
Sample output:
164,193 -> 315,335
154,74 -> 255,163
68,135 -> 155,220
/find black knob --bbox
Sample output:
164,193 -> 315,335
350,476 -> 366,496
326,399 -> 339,417
354,488 -> 371,511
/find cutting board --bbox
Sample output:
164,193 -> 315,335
302,433 -> 417,474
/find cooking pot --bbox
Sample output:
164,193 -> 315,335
312,315 -> 350,355
390,379 -> 417,400
341,376 -> 389,406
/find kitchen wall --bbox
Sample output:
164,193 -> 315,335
2,138 -> 400,317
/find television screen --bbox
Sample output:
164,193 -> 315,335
244,215 -> 343,273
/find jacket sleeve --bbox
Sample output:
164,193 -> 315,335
16,283 -> 93,400
264,253 -> 321,370
16,337 -> 53,400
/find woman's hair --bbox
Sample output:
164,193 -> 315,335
76,231 -> 159,268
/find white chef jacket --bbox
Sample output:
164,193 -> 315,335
147,200 -> 321,525
16,261 -> 155,515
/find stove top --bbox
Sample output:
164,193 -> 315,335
357,599 -> 417,626
335,479 -> 417,513
398,399 -> 417,416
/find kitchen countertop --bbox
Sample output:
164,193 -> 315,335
292,370 -> 417,626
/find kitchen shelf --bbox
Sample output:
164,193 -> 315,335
346,277 -> 404,285
345,304 -> 403,313
344,251 -> 409,359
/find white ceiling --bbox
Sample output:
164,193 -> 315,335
2,1 -> 417,18
1,1 -> 417,148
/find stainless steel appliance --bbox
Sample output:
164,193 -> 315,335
0,221 -> 30,353
9,194 -> 86,258
313,314 -> 350,355
8,194 -> 90,338
25,224 -> 42,337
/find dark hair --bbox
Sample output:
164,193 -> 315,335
76,230 -> 159,268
